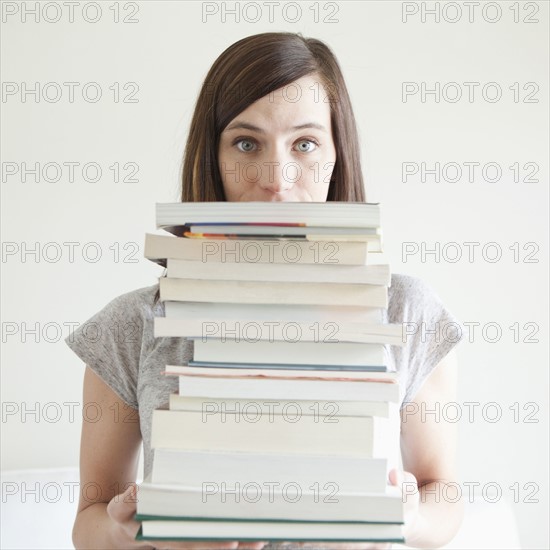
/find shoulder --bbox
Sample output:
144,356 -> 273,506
388,273 -> 446,322
105,283 -> 161,310
65,284 -> 162,356
98,284 -> 162,322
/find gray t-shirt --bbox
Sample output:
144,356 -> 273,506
65,274 -> 463,480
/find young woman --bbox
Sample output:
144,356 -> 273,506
67,32 -> 464,549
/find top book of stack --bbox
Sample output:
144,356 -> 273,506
156,201 -> 381,229
157,202 -> 381,243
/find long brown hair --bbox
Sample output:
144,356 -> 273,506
181,31 -> 366,202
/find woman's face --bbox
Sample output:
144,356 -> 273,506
218,73 -> 336,202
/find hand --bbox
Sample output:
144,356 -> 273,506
388,468 -> 421,543
106,484 -> 268,550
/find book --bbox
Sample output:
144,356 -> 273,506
192,339 -> 388,367
187,360 -> 387,372
155,201 -> 381,228
186,224 -> 380,236
165,365 -> 398,382
165,258 -> 390,285
159,278 -> 388,307
151,449 -> 388,492
135,478 -> 404,524
145,233 -> 371,266
151,409 -> 397,457
168,394 -> 391,418
175,225 -> 382,248
155,317 -> 403,345
136,520 -> 404,543
171,372 -> 400,402
164,301 -> 384,324
180,231 -> 381,248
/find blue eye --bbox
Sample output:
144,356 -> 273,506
296,139 -> 318,153
236,139 -> 256,152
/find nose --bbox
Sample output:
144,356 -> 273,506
257,149 -> 297,194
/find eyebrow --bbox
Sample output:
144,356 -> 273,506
224,121 -> 327,133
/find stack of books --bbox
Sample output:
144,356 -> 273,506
137,201 -> 405,545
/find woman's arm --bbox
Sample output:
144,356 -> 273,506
72,366 -> 145,549
399,349 -> 464,548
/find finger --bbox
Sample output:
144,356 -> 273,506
387,468 -> 401,486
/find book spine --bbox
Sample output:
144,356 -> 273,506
151,410 -> 375,456
155,317 -> 404,346
159,278 -> 389,308
145,234 -> 370,265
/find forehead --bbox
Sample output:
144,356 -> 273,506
236,74 -> 331,126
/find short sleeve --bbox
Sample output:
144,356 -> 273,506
388,275 -> 464,408
64,291 -> 146,409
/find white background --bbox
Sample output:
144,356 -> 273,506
1,1 -> 548,548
